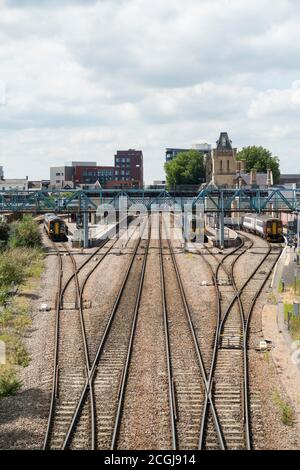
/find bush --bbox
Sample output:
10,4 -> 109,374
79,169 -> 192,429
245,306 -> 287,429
9,215 -> 42,248
0,250 -> 26,289
0,366 -> 21,398
273,390 -> 294,426
0,248 -> 44,305
0,333 -> 30,367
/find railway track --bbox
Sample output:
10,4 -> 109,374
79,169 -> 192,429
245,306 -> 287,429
43,241 -> 90,450
43,218 -> 145,449
197,234 -> 282,450
43,213 -> 283,451
159,213 -> 229,450
59,216 -> 150,449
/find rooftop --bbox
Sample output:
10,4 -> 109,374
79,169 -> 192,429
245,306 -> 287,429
235,172 -> 270,186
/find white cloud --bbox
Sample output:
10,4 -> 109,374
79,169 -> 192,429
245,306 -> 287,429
1,0 -> 300,180
249,81 -> 300,118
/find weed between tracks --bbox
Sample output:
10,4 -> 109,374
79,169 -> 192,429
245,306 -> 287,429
0,216 -> 44,398
273,390 -> 294,427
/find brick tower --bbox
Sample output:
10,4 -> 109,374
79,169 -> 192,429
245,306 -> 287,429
211,132 -> 237,187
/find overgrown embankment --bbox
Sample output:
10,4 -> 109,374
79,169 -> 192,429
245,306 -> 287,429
0,216 -> 44,398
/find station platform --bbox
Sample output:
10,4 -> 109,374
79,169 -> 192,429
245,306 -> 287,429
66,216 -> 134,248
205,226 -> 240,248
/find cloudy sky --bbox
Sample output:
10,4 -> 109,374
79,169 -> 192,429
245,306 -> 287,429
1,0 -> 300,183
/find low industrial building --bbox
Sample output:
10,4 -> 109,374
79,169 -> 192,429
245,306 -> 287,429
0,178 -> 29,191
279,174 -> 300,188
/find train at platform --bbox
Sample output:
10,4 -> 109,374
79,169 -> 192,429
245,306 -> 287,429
44,214 -> 68,241
242,214 -> 284,243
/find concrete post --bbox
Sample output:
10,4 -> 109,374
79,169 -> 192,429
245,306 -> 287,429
83,199 -> 89,248
91,211 -> 96,225
219,211 -> 225,249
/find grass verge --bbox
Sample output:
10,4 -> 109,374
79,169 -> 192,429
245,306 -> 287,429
0,217 -> 44,398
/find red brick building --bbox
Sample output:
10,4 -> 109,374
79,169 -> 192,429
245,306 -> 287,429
114,149 -> 143,189
73,165 -> 115,186
53,149 -> 144,189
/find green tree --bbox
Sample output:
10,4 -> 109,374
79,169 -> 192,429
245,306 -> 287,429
236,146 -> 280,184
9,215 -> 42,248
164,150 -> 205,190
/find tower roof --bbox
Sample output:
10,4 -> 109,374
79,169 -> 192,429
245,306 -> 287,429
216,132 -> 232,151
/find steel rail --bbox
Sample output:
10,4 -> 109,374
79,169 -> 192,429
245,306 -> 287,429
159,217 -> 177,449
59,237 -> 108,302
62,217 -> 149,449
216,236 -> 281,449
43,243 -> 95,449
242,241 -> 282,449
110,219 -> 151,449
66,245 -> 96,450
197,238 -> 249,449
198,234 -> 282,449
43,220 -> 142,449
161,215 -> 225,450
43,242 -> 63,449
60,214 -> 129,299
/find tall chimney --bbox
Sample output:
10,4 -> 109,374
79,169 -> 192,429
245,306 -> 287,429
250,168 -> 257,186
266,168 -> 273,186
240,159 -> 246,172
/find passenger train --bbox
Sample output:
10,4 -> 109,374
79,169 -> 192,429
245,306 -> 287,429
44,214 -> 68,241
242,214 -> 284,243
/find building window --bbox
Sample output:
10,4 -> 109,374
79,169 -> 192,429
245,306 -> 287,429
227,160 -> 230,173
220,160 -> 223,173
